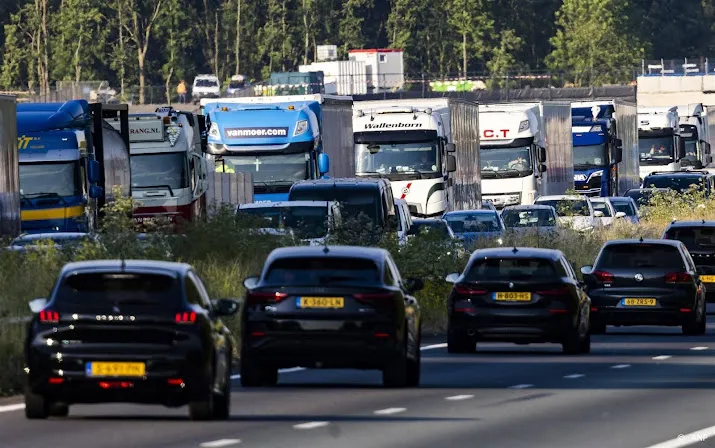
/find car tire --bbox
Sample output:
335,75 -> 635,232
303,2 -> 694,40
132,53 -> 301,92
49,403 -> 69,417
562,319 -> 588,355
383,346 -> 408,388
24,389 -> 49,420
579,331 -> 591,354
212,356 -> 232,420
239,358 -> 264,387
405,331 -> 421,387
189,365 -> 217,421
683,300 -> 707,336
263,367 -> 279,387
447,331 -> 476,354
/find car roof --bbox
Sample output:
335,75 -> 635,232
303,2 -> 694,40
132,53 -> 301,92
601,238 -> 683,248
238,201 -> 334,209
412,218 -> 447,226
292,177 -> 386,188
265,245 -> 389,264
59,260 -> 192,277
444,209 -> 496,215
666,220 -> 715,229
536,195 -> 589,201
502,204 -> 555,211
469,247 -> 564,261
645,171 -> 709,176
15,232 -> 90,240
608,196 -> 632,202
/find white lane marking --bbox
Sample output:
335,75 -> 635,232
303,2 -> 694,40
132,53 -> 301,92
420,343 -> 448,351
563,374 -> 585,379
0,404 -> 24,413
200,439 -> 242,447
293,421 -> 329,430
611,364 -> 631,369
653,355 -> 672,360
690,346 -> 708,351
445,394 -> 474,401
508,384 -> 533,389
644,425 -> 715,448
374,407 -> 406,415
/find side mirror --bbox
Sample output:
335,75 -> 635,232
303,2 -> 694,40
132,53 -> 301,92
445,272 -> 460,283
677,136 -> 686,159
615,211 -> 627,219
212,298 -> 239,316
446,154 -> 456,173
318,153 -> 329,175
445,143 -> 456,153
580,265 -> 593,276
243,276 -> 259,290
538,163 -> 547,173
29,298 -> 47,313
87,159 -> 101,184
539,146 -> 547,163
404,277 -> 424,293
89,185 -> 104,199
705,143 -> 712,155
613,140 -> 623,164
593,210 -> 604,217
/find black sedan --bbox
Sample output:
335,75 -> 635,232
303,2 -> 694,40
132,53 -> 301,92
240,245 -> 423,388
445,247 -> 591,354
582,239 -> 706,335
24,260 -> 239,420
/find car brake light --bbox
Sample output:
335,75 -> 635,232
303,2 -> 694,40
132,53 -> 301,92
454,284 -> 487,295
175,311 -> 197,324
665,272 -> 692,283
39,310 -> 59,324
535,286 -> 571,296
246,291 -> 288,305
592,270 -> 614,283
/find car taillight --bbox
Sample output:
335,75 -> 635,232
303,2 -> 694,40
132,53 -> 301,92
38,310 -> 59,324
535,286 -> 571,296
454,284 -> 487,295
175,311 -> 197,324
245,291 -> 288,305
592,270 -> 614,283
665,272 -> 692,283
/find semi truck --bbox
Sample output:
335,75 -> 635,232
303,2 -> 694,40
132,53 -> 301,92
0,96 -> 20,237
570,100 -> 640,196
108,107 -> 209,227
638,106 -> 686,180
200,94 -> 353,202
16,100 -> 130,233
477,101 -> 573,208
676,104 -> 712,169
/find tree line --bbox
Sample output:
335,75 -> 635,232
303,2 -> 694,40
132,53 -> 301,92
0,0 -> 712,101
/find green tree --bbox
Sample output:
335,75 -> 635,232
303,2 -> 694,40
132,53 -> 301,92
158,0 -> 192,103
120,0 -> 165,104
445,0 -> 493,78
546,0 -> 646,86
338,0 -> 373,57
487,29 -> 524,88
50,0 -> 105,84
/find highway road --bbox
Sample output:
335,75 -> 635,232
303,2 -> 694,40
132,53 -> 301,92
2,325 -> 715,448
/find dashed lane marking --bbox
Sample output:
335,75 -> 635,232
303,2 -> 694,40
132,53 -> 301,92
0,404 -> 24,413
653,355 -> 672,360
200,439 -> 242,447
644,423 -> 715,448
445,395 -> 474,401
374,407 -> 406,415
563,374 -> 585,379
293,421 -> 329,430
508,384 -> 533,389
611,364 -> 631,369
690,346 -> 708,351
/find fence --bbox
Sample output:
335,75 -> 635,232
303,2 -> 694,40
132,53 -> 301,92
205,171 -> 254,209
640,58 -> 715,76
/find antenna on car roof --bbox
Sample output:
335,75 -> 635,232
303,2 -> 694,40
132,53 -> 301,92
512,247 -> 518,253
120,258 -> 126,271
639,236 -> 644,243
322,245 -> 329,254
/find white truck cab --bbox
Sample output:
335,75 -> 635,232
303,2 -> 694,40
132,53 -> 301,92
676,104 -> 712,169
638,106 -> 686,180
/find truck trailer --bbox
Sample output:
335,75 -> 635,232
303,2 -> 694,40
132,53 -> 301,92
638,106 -> 686,180
200,94 -> 353,202
351,98 -> 480,216
0,95 -> 20,237
478,101 -> 573,207
676,104 -> 712,169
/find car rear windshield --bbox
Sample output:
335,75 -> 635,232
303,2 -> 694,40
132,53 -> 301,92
411,221 -> 451,238
464,258 -> 559,281
643,175 -> 706,193
264,257 -> 380,286
444,212 -> 500,233
612,201 -> 636,216
536,199 -> 590,217
238,206 -> 329,238
597,244 -> 684,269
591,201 -> 612,217
290,188 -> 380,224
501,209 -> 556,228
54,272 -> 181,310
666,227 -> 715,251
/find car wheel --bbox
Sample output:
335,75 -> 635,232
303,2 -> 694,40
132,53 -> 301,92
49,402 -> 69,417
263,367 -> 279,387
189,366 -> 216,421
24,388 -> 49,419
683,300 -> 707,335
212,356 -> 232,420
406,331 -> 421,387
562,319 -> 587,355
383,345 -> 408,388
447,331 -> 476,354
579,330 -> 591,354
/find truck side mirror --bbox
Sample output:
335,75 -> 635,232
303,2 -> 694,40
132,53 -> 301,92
89,185 -> 104,199
538,163 -> 547,173
538,146 -> 546,163
705,143 -> 712,155
87,160 -> 100,184
445,143 -> 456,153
446,155 -> 456,173
613,140 -> 623,164
318,153 -> 329,175
677,136 -> 686,159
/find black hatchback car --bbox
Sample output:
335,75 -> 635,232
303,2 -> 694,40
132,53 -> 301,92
445,247 -> 591,354
24,260 -> 239,420
664,220 -> 715,302
241,246 -> 423,388
582,239 -> 706,335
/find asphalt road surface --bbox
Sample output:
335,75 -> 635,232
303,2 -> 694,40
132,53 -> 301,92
3,324 -> 715,448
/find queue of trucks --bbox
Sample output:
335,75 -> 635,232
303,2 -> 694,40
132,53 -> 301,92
2,93 -> 715,239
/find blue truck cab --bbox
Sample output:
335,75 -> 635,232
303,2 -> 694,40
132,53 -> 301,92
17,100 -> 103,233
571,105 -> 623,196
204,100 -> 329,202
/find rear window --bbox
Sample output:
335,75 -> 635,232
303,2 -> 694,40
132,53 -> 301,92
238,206 -> 329,238
411,221 -> 451,238
666,227 -> 715,251
290,188 -> 380,223
591,201 -> 612,217
464,258 -> 559,281
536,199 -> 590,217
597,244 -> 684,269
501,209 -> 556,228
643,175 -> 706,193
55,272 -> 180,309
612,201 -> 636,216
444,212 -> 500,233
264,257 -> 380,286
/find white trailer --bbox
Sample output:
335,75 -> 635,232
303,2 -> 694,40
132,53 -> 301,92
638,106 -> 686,180
676,104 -> 712,169
478,101 -> 573,207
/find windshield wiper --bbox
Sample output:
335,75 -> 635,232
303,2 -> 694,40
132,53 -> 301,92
134,185 -> 174,196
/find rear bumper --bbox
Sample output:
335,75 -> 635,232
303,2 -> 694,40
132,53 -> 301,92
590,290 -> 697,326
449,309 -> 577,343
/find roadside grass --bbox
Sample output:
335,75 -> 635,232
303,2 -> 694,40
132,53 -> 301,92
0,188 -> 712,395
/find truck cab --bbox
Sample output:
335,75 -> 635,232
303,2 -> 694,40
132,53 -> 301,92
638,106 -> 686,180
676,104 -> 712,169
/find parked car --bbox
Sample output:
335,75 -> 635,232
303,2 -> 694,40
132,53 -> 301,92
240,246 -> 423,387
24,260 -> 239,420
534,195 -> 602,232
663,220 -> 715,302
445,247 -> 591,354
192,74 -> 221,104
407,218 -> 456,240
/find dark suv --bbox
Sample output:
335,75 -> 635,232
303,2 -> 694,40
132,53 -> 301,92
581,239 -> 706,335
641,171 -> 713,197
664,220 -> 715,302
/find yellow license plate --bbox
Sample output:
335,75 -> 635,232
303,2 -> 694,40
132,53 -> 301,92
87,362 -> 146,377
299,297 -> 344,308
495,292 -> 532,301
623,298 -> 657,306
701,275 -> 715,283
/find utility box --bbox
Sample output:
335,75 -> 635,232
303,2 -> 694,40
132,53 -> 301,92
349,49 -> 404,92
298,61 -> 367,95
316,45 -> 338,62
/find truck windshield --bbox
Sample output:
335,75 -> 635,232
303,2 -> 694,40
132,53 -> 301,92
480,146 -> 532,178
217,154 -> 308,184
573,143 -> 608,168
355,141 -> 439,178
20,161 -> 81,197
639,136 -> 674,165
238,206 -> 328,238
131,152 -> 188,190
682,137 -> 699,165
